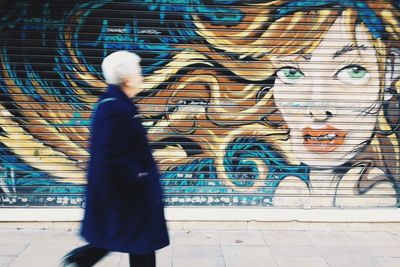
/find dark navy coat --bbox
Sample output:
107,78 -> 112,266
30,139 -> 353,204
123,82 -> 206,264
81,85 -> 169,254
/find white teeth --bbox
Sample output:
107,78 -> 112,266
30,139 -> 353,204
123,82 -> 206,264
327,133 -> 336,139
304,133 -> 338,142
311,133 -> 337,141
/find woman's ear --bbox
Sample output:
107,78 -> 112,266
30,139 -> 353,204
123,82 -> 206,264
122,76 -> 134,88
384,48 -> 400,101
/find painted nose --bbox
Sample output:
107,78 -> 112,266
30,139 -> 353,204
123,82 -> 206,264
308,109 -> 334,121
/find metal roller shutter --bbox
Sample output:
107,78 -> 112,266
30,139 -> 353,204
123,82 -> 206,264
0,0 -> 399,209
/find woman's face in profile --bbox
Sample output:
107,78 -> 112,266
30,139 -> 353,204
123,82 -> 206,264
272,15 -> 381,169
124,64 -> 144,97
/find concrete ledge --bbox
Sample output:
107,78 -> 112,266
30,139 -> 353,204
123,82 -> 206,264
0,221 -> 400,232
165,207 -> 400,223
0,207 -> 399,223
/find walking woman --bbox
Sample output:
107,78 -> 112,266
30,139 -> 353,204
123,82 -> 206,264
60,51 -> 169,266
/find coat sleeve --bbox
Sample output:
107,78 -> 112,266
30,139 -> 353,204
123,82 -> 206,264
96,102 -> 147,184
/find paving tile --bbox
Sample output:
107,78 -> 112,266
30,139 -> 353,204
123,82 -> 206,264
316,246 -> 370,257
30,230 -> 80,245
261,231 -> 312,246
222,245 -> 277,267
268,246 -> 320,257
173,245 -> 222,257
183,221 -> 247,230
0,230 -> 37,245
322,254 -> 379,267
118,248 -> 172,267
218,231 -> 265,246
374,257 -> 400,267
346,232 -> 400,246
10,244 -> 77,267
173,256 -> 225,267
0,245 -> 28,256
361,246 -> 400,257
275,256 -> 329,267
119,254 -> 129,267
388,232 -> 400,243
157,246 -> 173,267
0,256 -> 16,267
317,246 -> 379,267
305,231 -> 356,246
94,253 -> 121,267
173,231 -> 219,245
167,221 -> 184,230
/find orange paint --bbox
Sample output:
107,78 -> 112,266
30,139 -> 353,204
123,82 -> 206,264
302,125 -> 348,153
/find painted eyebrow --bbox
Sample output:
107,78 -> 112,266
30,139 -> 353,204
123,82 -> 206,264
333,44 -> 366,59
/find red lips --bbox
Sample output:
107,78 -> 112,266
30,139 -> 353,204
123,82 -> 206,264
302,125 -> 348,153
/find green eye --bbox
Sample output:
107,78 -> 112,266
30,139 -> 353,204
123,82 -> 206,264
348,66 -> 366,78
277,67 -> 304,84
337,65 -> 369,84
284,69 -> 303,79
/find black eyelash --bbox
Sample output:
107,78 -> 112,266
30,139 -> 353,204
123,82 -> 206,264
277,66 -> 304,76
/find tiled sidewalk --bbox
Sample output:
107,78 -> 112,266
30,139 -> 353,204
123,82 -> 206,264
0,228 -> 400,267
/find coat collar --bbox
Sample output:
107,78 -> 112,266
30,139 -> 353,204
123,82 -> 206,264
104,84 -> 138,112
105,84 -> 130,101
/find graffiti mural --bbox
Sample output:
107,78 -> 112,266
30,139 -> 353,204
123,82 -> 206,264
0,0 -> 399,207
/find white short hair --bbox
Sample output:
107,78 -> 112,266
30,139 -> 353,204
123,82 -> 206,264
101,51 -> 141,85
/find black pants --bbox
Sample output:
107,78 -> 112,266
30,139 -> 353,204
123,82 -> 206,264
64,244 -> 155,267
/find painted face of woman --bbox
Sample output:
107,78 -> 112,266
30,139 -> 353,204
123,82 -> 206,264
272,14 -> 381,169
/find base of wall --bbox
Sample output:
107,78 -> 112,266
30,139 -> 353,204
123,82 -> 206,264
0,221 -> 399,232
0,207 -> 399,229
